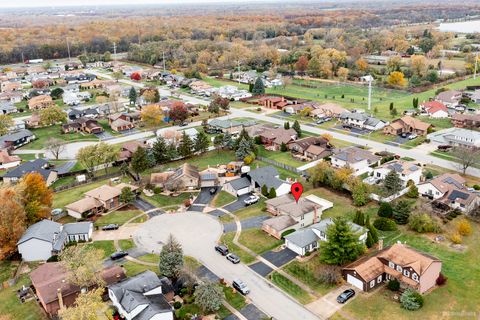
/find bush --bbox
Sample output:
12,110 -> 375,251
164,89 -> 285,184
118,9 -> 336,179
436,273 -> 448,286
473,184 -> 480,190
373,217 -> 397,231
318,265 -> 342,285
450,232 -> 462,244
408,213 -> 440,233
46,255 -> 59,262
378,202 -> 393,218
387,279 -> 400,291
457,219 -> 472,236
153,186 -> 162,194
424,171 -> 434,180
280,142 -> 288,152
281,229 -> 295,239
400,288 -> 424,311
173,301 -> 182,309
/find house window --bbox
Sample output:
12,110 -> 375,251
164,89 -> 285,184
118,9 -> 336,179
370,280 -> 375,288
403,270 -> 410,277
377,275 -> 382,284
396,265 -> 403,273
388,261 -> 395,269
301,215 -> 304,220
412,273 -> 419,282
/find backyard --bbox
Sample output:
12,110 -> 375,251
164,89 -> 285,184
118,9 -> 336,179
142,192 -> 198,208
257,145 -> 306,168
94,209 -> 143,228
21,125 -> 98,150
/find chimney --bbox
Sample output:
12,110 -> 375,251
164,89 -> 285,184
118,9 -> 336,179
378,239 -> 384,250
57,288 -> 64,310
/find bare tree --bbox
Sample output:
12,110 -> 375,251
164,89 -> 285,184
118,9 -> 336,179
45,137 -> 65,160
109,92 -> 121,113
454,147 -> 480,174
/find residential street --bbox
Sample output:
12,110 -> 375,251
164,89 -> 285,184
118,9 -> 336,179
134,212 -> 321,320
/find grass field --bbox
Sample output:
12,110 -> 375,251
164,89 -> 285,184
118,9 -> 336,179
119,239 -> 135,251
270,272 -> 314,304
257,145 -> 306,168
85,240 -> 116,258
212,190 -> 237,208
238,228 -> 283,255
220,232 -> 256,264
283,259 -> 335,295
22,125 -> 98,150
94,209 -> 142,227
0,274 -> 46,320
142,192 -> 198,208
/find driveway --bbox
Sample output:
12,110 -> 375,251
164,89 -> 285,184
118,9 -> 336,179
223,193 -> 253,213
193,187 -> 219,205
133,198 -> 156,211
261,248 -> 297,268
249,261 -> 273,277
306,284 -> 357,319
55,160 -> 77,174
93,225 -> 140,241
134,211 -> 320,320
95,131 -> 114,140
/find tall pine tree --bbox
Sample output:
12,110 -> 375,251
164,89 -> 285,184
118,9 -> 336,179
252,77 -> 265,95
128,86 -> 137,105
178,131 -> 194,158
292,120 -> 302,137
194,131 -> 209,153
152,136 -> 168,164
384,170 -> 402,195
130,147 -> 150,180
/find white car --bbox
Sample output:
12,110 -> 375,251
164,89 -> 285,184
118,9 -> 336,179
408,133 -> 418,140
243,195 -> 260,206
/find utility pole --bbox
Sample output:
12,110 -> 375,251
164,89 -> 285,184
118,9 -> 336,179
66,38 -> 71,61
162,51 -> 166,72
474,51 -> 479,80
367,75 -> 372,112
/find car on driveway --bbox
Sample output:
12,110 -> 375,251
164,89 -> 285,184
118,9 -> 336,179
110,251 -> 128,260
232,279 -> 250,295
336,289 -> 355,303
226,253 -> 240,264
408,133 -> 418,140
179,122 -> 188,127
209,187 -> 217,195
102,224 -> 119,231
215,245 -> 229,256
244,195 -> 260,206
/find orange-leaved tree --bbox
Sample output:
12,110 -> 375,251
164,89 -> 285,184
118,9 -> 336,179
17,172 -> 53,224
0,188 -> 26,259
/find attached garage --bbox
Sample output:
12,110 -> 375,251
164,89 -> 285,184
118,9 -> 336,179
223,177 -> 251,197
347,274 -> 364,291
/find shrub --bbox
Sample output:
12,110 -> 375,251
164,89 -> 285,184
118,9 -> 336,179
153,186 -> 162,194
473,184 -> 480,190
406,184 -> 419,198
268,187 -> 277,199
436,273 -> 448,286
408,213 -> 440,233
281,229 -> 295,238
373,217 -> 397,231
457,219 -> 472,236
400,288 -> 424,310
318,265 -> 342,285
450,232 -> 462,244
173,301 -> 182,309
183,199 -> 191,207
280,142 -> 288,152
47,255 -> 59,262
378,202 -> 393,218
387,279 -> 400,291
424,171 -> 434,180
244,153 -> 255,165
261,184 -> 268,196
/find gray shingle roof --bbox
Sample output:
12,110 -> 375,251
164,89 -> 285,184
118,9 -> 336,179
0,129 -> 34,146
248,166 -> 284,190
17,220 -> 61,245
3,158 -> 54,181
63,222 -> 92,235
228,176 -> 251,191
285,228 -> 317,248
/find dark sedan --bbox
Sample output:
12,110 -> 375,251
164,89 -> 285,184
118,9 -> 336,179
337,289 -> 355,303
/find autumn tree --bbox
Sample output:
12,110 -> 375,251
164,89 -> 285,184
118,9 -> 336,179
410,55 -> 428,77
76,143 -> 118,177
159,234 -> 184,279
337,67 -> 349,81
0,114 -> 14,136
210,94 -> 230,112
39,106 -> 67,126
387,71 -> 407,87
59,245 -> 106,289
17,172 -> 53,224
454,147 -> 480,174
45,137 -> 65,160
130,72 -> 142,81
140,104 -> 164,129
295,55 -> 309,74
142,88 -> 160,103
112,71 -> 123,82
168,102 -> 188,123
58,288 -> 104,320
0,188 -> 26,259
355,58 -> 368,72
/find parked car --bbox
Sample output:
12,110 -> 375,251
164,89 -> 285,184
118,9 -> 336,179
244,195 -> 260,206
226,253 -> 240,264
342,124 -> 352,129
336,289 -> 355,303
408,133 -> 418,140
102,224 -> 119,231
209,187 -> 217,195
215,245 -> 229,256
232,280 -> 250,295
179,122 -> 188,127
110,251 -> 128,260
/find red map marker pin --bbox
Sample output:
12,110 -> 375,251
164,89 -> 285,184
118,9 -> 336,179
291,182 -> 303,203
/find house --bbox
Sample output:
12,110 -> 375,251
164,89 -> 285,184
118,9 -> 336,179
1,81 -> 22,92
207,118 -> 256,135
451,113 -> 480,129
0,101 -> 17,115
0,149 -> 21,170
0,91 -> 23,103
28,95 -> 55,110
3,158 -> 57,186
109,113 -> 136,132
17,220 -> 93,261
150,163 -> 200,191
331,146 -> 381,176
189,80 -> 214,96
428,128 -> 480,149
435,90 -> 462,108
342,243 -> 442,294
119,141 -> 148,161
108,271 -> 174,320
222,176 -> 251,196
62,91 -> 80,106
0,129 -> 35,149
31,263 -> 125,317
285,218 -> 367,256
262,194 -> 333,239
283,102 -> 319,115
310,103 -> 347,118
288,136 -> 330,160
67,107 -> 99,120
259,96 -> 288,110
383,116 -> 431,136
25,113 -> 42,128
62,118 -> 104,134
339,112 -> 387,131
80,79 -> 114,90
370,160 -> 422,186
224,166 -> 291,197
199,167 -> 220,188
258,127 -> 298,150
65,183 -> 138,219
420,101 -> 449,118
418,173 -> 479,213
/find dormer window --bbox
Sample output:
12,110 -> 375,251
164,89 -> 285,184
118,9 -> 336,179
388,261 -> 395,269
396,265 -> 403,273
403,270 -> 410,277
412,273 -> 419,282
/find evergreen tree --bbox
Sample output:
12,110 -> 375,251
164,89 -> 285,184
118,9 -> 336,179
213,134 -> 223,151
128,86 -> 137,105
389,102 -> 394,110
378,202 -> 393,218
159,234 -> 184,279
235,138 -> 252,159
292,120 -> 302,137
178,131 -> 194,158
194,131 -> 209,153
222,132 -> 234,149
365,215 -> 379,243
152,136 -> 168,164
194,282 -> 225,313
284,121 -> 290,129
280,142 -> 288,152
165,143 -> 178,160
248,82 -> 254,93
268,187 -> 277,199
384,170 -> 402,195
365,231 -> 375,248
406,184 -> 419,198
353,210 -> 365,226
393,200 -> 411,225
130,147 -> 150,180
252,77 -> 265,95
320,217 -> 365,265
261,184 -> 268,196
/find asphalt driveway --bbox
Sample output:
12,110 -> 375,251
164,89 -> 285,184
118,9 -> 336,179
249,261 -> 273,277
223,193 -> 254,213
306,284 -> 357,319
55,160 -> 77,174
193,187 -> 219,205
261,248 -> 297,268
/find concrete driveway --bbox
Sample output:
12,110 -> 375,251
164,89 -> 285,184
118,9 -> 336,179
93,225 -> 140,241
134,211 -> 320,320
306,284 -> 357,319
223,193 -> 254,213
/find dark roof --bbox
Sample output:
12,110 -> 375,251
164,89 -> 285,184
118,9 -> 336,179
447,189 -> 470,201
248,166 -> 284,189
228,176 -> 251,190
0,129 -> 34,147
4,158 -> 55,181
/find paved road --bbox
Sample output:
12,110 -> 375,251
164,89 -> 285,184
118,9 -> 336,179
134,212 -> 320,320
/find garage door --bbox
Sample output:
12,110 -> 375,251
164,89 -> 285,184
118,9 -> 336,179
237,187 -> 250,196
347,274 -> 364,291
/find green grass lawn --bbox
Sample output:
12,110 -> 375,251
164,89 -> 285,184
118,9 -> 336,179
123,261 -> 159,277
0,274 -> 46,320
17,153 -> 43,161
255,159 -> 302,183
94,209 -> 142,227
222,285 -> 247,310
212,190 -> 237,208
257,145 -> 306,168
220,232 -> 256,264
131,214 -> 148,224
234,199 -> 266,221
269,272 -> 314,304
137,254 -> 160,264
142,192 -> 198,208
184,256 -> 202,270
238,228 -> 283,255
85,240 -> 115,258
283,259 -> 335,295
340,223 -> 480,319
219,213 -> 235,224
0,261 -> 19,284
22,125 -> 98,150
119,239 -> 135,251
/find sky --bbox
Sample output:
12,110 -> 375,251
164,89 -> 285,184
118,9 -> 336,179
0,0 -> 272,8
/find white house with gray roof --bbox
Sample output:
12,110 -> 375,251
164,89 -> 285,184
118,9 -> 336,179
108,270 -> 173,320
285,218 -> 367,256
428,127 -> 480,149
17,220 -> 93,261
370,160 -> 422,186
223,166 -> 291,197
331,146 -> 381,176
339,112 -> 387,131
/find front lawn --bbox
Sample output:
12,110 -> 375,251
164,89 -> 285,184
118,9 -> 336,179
94,209 -> 142,227
257,145 -> 306,168
85,240 -> 115,259
269,272 -> 314,304
22,125 -> 98,150
119,239 -> 135,251
222,285 -> 247,310
123,261 -> 159,277
220,232 -> 256,264
0,274 -> 46,320
283,258 -> 335,295
137,254 -> 160,264
234,199 -> 266,221
142,192 -> 198,208
238,229 -> 282,255
212,191 -> 236,208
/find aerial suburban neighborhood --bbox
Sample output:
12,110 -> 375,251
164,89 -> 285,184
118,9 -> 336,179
1,1 -> 480,320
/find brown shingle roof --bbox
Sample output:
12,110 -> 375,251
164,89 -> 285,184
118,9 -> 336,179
84,185 -> 122,202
